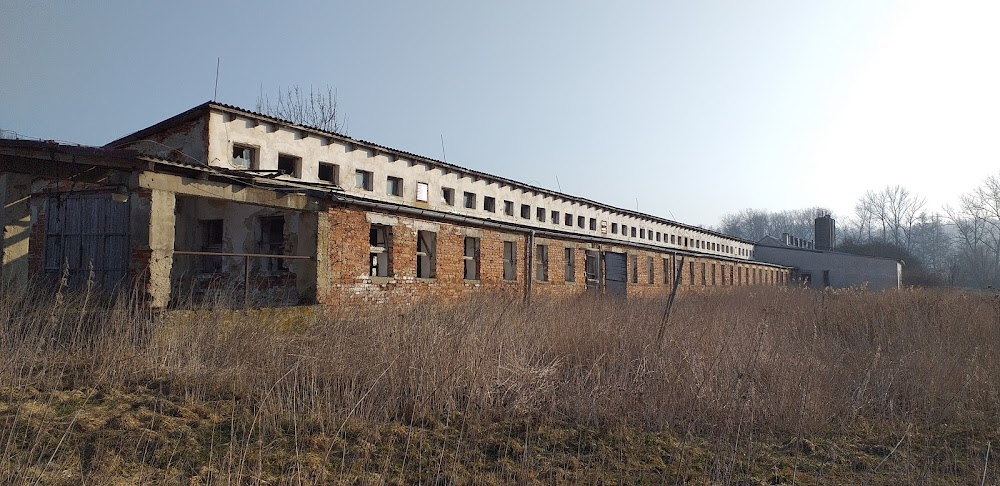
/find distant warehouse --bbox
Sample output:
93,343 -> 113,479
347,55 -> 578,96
3,102 -> 811,308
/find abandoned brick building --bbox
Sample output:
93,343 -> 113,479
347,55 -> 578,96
0,102 -> 792,308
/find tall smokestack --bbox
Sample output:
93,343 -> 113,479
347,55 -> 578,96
815,215 -> 835,251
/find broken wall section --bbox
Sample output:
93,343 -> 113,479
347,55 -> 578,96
171,195 -> 318,308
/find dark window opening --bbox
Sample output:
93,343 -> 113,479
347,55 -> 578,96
463,237 -> 480,280
387,176 -> 403,197
503,241 -> 517,281
277,154 -> 300,177
564,247 -> 575,282
259,216 -> 286,272
318,162 -> 339,184
535,244 -> 549,282
369,225 -> 392,277
232,144 -> 256,168
417,230 -> 437,278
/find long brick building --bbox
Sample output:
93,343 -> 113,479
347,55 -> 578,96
0,102 -> 791,308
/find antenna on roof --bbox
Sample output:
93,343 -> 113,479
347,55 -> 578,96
440,134 -> 448,163
555,176 -> 562,192
213,57 -> 220,101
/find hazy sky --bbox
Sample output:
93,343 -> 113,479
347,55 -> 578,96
2,1 -> 998,227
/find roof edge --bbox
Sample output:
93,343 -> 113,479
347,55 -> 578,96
106,101 -> 755,245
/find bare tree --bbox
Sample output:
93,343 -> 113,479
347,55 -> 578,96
717,207 -> 833,242
846,186 -> 925,251
256,85 -> 348,134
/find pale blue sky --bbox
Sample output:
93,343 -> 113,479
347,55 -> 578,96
2,1 -> 998,227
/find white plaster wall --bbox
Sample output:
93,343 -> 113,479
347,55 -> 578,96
205,109 -> 754,260
753,245 -> 901,290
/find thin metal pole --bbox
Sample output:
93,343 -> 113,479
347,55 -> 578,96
244,255 -> 250,308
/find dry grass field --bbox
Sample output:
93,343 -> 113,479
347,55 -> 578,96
2,281 -> 999,484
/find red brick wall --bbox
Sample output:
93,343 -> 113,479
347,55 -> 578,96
319,205 -> 792,306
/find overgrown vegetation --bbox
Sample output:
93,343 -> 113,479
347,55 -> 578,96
2,282 -> 1000,483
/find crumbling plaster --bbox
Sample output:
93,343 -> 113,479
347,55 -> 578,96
0,173 -> 32,284
203,108 -> 753,260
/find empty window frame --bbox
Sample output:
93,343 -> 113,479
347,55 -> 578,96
670,234 -> 676,244
589,218 -> 597,231
387,176 -> 403,197
201,219 -> 224,250
689,261 -> 695,285
484,196 -> 496,212
730,265 -> 734,285
564,213 -> 573,226
520,204 -> 531,219
318,162 -> 339,184
278,154 -> 300,177
630,254 -> 638,284
369,224 -> 392,277
640,228 -> 645,239
535,244 -> 548,282
631,227 -> 637,238
564,247 -> 575,282
199,219 -> 224,272
711,263 -> 716,286
503,241 -> 517,281
416,231 -> 437,278
585,250 -> 600,286
648,257 -> 655,284
663,258 -> 671,285
536,207 -> 546,222
648,230 -> 653,241
577,216 -> 585,229
416,182 -> 429,202
259,216 -> 286,272
701,262 -> 707,286
232,144 -> 256,168
504,200 -> 515,216
355,170 -> 373,191
463,237 -> 480,280
622,225 -> 628,237
551,210 -> 560,224
611,222 -> 618,234
463,191 -> 477,209
441,187 -> 455,206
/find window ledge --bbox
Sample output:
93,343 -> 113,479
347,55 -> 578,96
417,277 -> 436,283
369,276 -> 395,284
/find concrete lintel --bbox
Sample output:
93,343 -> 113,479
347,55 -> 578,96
137,171 -> 316,212
365,212 -> 399,226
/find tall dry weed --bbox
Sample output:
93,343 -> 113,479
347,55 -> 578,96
3,283 -> 1000,482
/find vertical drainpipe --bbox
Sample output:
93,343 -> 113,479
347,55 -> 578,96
525,230 -> 535,303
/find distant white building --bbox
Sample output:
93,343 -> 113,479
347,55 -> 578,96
753,216 -> 902,290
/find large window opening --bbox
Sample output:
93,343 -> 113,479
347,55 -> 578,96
463,237 -> 480,280
417,231 -> 437,278
535,244 -> 549,282
369,225 -> 392,277
259,216 -> 286,272
503,241 -> 517,281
